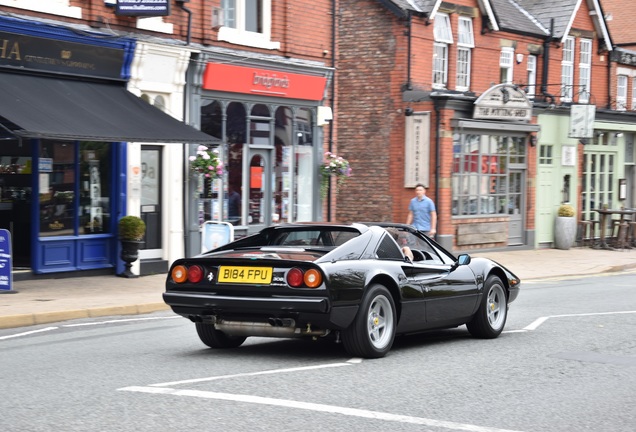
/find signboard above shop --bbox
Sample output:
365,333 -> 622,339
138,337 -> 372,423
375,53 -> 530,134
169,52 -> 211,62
202,63 -> 328,101
0,31 -> 125,79
474,84 -> 532,122
115,0 -> 171,17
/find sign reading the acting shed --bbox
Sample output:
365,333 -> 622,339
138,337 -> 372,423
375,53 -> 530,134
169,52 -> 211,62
116,0 -> 171,17
474,84 -> 532,122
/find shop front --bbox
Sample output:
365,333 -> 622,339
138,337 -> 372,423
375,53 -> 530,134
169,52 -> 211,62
185,55 -> 332,254
0,16 -> 214,275
433,85 -> 539,251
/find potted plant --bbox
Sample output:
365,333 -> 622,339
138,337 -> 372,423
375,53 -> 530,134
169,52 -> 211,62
118,215 -> 146,278
554,204 -> 576,250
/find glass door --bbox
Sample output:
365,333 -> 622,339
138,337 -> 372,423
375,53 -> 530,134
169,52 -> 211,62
140,146 -> 162,259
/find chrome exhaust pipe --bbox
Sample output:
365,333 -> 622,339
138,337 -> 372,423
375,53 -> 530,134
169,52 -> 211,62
215,319 -> 328,338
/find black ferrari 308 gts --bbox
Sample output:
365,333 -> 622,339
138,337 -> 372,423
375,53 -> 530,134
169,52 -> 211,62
163,223 -> 520,358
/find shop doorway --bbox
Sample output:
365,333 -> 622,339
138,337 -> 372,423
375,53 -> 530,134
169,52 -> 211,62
247,149 -> 273,232
140,146 -> 162,259
508,170 -> 524,245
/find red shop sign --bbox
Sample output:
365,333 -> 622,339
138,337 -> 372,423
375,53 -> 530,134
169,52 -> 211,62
202,63 -> 327,101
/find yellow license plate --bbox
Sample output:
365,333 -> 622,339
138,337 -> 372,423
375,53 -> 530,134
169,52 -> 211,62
218,266 -> 273,284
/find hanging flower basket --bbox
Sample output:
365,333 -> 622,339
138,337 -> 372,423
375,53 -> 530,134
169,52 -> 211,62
320,151 -> 352,199
189,145 -> 224,179
190,146 -> 224,198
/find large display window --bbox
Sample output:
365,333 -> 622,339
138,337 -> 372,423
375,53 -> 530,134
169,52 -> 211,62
38,140 -> 112,237
452,134 -> 526,216
199,99 -> 316,228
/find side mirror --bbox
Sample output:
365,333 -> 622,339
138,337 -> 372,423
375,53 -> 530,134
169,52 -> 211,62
457,254 -> 471,266
450,253 -> 471,271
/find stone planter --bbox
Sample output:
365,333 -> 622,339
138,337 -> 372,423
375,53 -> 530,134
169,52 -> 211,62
119,239 -> 144,278
554,216 -> 577,250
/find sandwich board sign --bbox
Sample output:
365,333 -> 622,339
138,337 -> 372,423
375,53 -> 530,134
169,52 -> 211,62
0,229 -> 13,292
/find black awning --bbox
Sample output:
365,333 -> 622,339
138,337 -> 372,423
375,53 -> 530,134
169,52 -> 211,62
0,72 -> 217,143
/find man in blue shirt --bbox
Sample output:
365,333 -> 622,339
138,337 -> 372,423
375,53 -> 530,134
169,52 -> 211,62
406,183 -> 437,238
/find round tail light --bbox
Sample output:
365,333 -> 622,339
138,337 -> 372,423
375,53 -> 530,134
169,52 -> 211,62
286,268 -> 304,287
187,265 -> 204,283
304,269 -> 322,288
171,265 -> 187,283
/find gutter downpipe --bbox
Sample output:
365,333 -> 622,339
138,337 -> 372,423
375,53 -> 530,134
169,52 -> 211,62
434,96 -> 440,241
327,0 -> 336,220
178,1 -> 192,45
541,19 -> 555,104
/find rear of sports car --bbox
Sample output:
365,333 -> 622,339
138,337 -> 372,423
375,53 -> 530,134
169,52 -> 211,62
163,249 -> 358,340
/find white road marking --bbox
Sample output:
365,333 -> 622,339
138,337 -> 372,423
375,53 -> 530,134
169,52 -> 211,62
150,362 -> 355,387
62,316 -> 180,327
118,386 -> 524,432
0,326 -> 58,340
523,310 -> 636,331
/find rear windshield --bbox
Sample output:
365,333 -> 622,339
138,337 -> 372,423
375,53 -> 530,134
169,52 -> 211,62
271,229 -> 359,247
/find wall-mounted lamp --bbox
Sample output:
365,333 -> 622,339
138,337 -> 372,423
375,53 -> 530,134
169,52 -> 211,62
529,133 -> 537,147
516,53 -> 524,64
615,132 -> 624,138
404,107 -> 414,116
104,0 -> 116,6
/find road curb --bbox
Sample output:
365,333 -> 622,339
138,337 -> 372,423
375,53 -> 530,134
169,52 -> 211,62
0,303 -> 170,330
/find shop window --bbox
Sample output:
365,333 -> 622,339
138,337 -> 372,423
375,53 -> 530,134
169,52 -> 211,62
274,106 -> 293,223
200,99 -> 317,226
217,0 -> 280,50
452,134 -> 526,216
561,36 -> 575,102
0,140 -> 32,266
294,108 -> 314,221
38,141 -> 111,237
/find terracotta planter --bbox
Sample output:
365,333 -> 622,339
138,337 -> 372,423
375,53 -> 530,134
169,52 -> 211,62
554,216 -> 577,250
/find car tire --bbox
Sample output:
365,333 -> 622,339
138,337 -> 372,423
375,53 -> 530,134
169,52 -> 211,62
195,322 -> 246,349
466,275 -> 507,339
342,284 -> 396,359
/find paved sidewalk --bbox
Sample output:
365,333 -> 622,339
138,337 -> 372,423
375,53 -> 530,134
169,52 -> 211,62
1,247 -> 635,330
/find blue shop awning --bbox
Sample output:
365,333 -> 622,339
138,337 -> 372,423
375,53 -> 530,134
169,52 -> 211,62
0,72 -> 217,143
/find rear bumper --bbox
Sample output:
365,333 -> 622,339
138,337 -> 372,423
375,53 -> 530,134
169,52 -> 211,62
163,292 -> 329,314
163,291 -> 358,329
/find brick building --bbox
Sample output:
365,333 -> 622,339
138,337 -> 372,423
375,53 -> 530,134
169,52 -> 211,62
0,0 -> 335,277
335,0 -> 633,252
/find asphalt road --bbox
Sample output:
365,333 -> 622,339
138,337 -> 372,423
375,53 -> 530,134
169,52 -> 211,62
1,273 -> 634,432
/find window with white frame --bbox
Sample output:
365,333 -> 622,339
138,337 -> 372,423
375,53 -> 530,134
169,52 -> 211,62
561,36 -> 575,102
217,0 -> 280,50
579,39 -> 592,103
526,55 -> 537,98
433,13 -> 453,89
617,75 -> 628,110
632,77 -> 636,110
456,17 -> 474,91
499,48 -> 513,84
